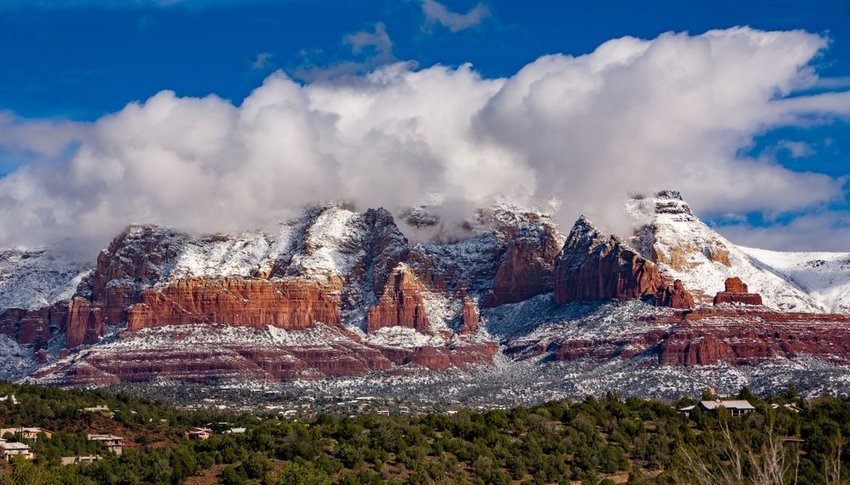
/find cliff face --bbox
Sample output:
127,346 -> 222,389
88,225 -> 189,325
512,305 -> 850,367
485,224 -> 562,307
554,216 -> 665,304
0,302 -> 69,350
658,308 -> 850,365
126,277 -> 342,331
66,297 -> 104,348
655,280 -> 695,309
366,264 -> 430,333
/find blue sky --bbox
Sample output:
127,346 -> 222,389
0,0 -> 849,250
2,0 -> 849,121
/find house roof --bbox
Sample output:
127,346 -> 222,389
700,400 -> 755,410
87,434 -> 123,441
1,442 -> 30,451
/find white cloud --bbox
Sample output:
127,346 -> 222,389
421,0 -> 489,32
344,22 -> 392,57
776,140 -> 814,158
251,52 -> 273,70
0,27 -> 849,252
717,211 -> 850,251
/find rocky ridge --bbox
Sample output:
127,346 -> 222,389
2,194 -> 850,393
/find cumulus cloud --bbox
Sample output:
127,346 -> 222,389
0,27 -> 849,253
421,0 -> 489,32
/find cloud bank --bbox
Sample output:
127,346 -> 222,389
1,28 -> 849,252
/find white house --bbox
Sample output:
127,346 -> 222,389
1,441 -> 34,461
87,434 -> 124,455
680,400 -> 756,417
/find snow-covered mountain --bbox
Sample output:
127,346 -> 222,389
741,247 -> 850,314
3,193 -> 850,401
628,190 -> 826,312
0,248 -> 92,311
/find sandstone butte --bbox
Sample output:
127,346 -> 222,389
713,276 -> 764,306
367,264 -> 430,333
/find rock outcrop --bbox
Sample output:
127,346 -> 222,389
367,264 -> 430,333
554,216 -> 664,304
659,308 -> 850,365
66,297 -> 104,348
485,224 -> 561,307
655,279 -> 695,309
523,305 -> 850,367
87,225 -> 188,325
0,302 -> 68,350
126,277 -> 341,331
458,296 -> 480,335
713,277 -> 763,306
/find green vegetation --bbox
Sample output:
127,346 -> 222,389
0,382 -> 847,484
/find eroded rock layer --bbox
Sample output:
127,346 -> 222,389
125,277 -> 341,331
530,307 -> 850,367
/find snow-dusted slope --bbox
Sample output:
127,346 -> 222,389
741,247 -> 850,314
628,191 -> 824,312
0,248 -> 92,311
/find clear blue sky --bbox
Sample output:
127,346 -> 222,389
0,0 -> 849,249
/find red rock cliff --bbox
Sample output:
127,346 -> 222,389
655,279 -> 695,309
485,224 -> 561,307
66,297 -> 104,348
554,216 -> 664,304
367,264 -> 430,333
126,277 -> 341,331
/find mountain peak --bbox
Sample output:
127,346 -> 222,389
655,189 -> 684,201
628,190 -> 694,220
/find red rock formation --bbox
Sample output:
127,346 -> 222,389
367,265 -> 430,333
458,296 -> 480,334
525,305 -> 850,367
554,216 -> 664,304
86,225 -> 188,326
125,277 -> 341,331
485,224 -> 561,307
66,297 -> 104,348
724,277 -> 748,293
0,304 -> 67,349
713,277 -> 763,306
655,280 -> 695,309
